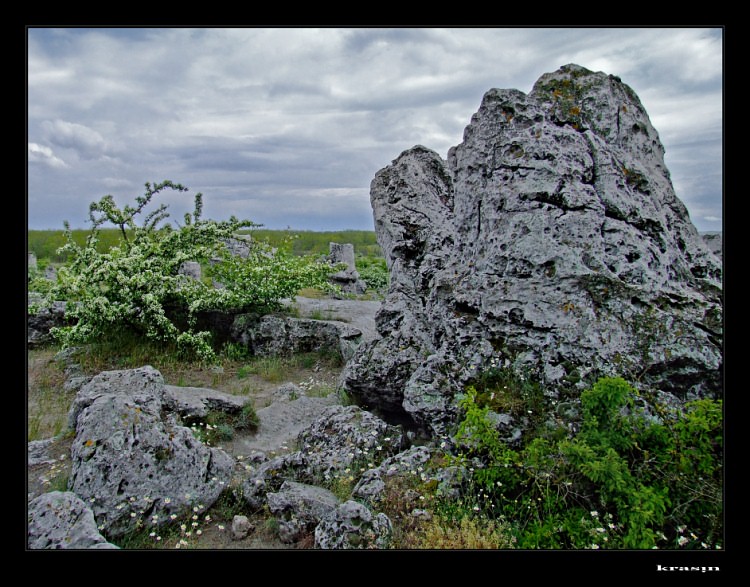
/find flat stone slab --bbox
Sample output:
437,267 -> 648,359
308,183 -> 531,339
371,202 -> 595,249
227,393 -> 339,455
288,296 -> 380,343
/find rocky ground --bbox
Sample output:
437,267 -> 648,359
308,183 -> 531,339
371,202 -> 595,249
27,295 -> 381,550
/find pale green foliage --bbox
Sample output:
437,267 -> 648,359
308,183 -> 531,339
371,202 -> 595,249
46,181 -> 339,361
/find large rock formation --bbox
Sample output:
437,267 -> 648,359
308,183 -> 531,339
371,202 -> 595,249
341,64 -> 722,437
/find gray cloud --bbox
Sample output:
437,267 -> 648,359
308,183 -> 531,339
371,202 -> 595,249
41,119 -> 107,159
27,27 -> 722,232
28,143 -> 68,169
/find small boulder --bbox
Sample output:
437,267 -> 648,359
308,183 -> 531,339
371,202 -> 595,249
28,491 -> 119,549
231,515 -> 253,540
314,500 -> 392,549
267,481 -> 340,544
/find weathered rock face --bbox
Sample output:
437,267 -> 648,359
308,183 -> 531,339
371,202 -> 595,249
178,260 -> 202,281
68,366 -> 234,538
28,492 -> 119,549
352,445 -> 433,504
342,64 -> 722,437
241,404 -> 404,512
701,232 -> 723,263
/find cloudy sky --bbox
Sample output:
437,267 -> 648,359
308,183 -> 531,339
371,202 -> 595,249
27,27 -> 723,233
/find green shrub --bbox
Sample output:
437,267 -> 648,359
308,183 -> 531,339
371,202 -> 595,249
43,181 -> 339,361
356,256 -> 389,292
448,376 -> 722,549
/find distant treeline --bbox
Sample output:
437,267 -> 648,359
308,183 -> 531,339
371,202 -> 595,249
28,228 -> 382,264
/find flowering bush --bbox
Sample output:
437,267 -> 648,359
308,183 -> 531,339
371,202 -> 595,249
46,181 -> 340,361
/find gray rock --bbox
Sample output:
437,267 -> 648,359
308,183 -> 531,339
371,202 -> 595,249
314,500 -> 392,549
487,411 -> 523,447
28,491 -> 119,549
28,252 -> 37,270
234,394 -> 338,456
267,481 -> 340,543
163,384 -> 248,420
353,445 -> 433,504
54,346 -> 84,365
67,366 -> 234,538
178,261 -> 202,281
231,515 -> 253,540
223,236 -> 253,259
341,64 -> 722,437
241,452 -> 308,511
411,508 -> 432,521
231,314 -> 363,361
434,465 -> 469,500
287,296 -> 381,343
28,438 -> 61,467
273,382 -> 306,401
28,291 -> 43,306
701,232 -> 722,263
27,301 -> 70,347
64,375 -> 92,394
240,405 -> 401,510
296,405 -> 404,479
328,243 -> 368,295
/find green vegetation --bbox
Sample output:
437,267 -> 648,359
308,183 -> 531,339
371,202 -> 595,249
238,229 -> 382,258
356,255 -> 389,293
442,376 -> 722,549
187,404 -> 259,446
32,181 -> 341,361
29,227 -> 382,263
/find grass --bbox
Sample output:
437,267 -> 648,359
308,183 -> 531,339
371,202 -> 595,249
28,348 -> 74,441
28,228 -> 383,265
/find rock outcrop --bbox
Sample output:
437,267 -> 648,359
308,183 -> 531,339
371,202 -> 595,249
241,404 -> 404,511
162,384 -> 248,420
67,366 -> 234,538
341,64 -> 722,437
267,481 -> 340,543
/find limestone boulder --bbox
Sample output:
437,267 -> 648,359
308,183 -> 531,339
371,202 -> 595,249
28,491 -> 119,549
267,481 -> 340,543
68,366 -> 234,538
341,64 -> 722,437
314,500 -> 392,549
231,314 -> 363,362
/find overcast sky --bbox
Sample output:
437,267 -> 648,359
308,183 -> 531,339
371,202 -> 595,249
27,27 -> 723,233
